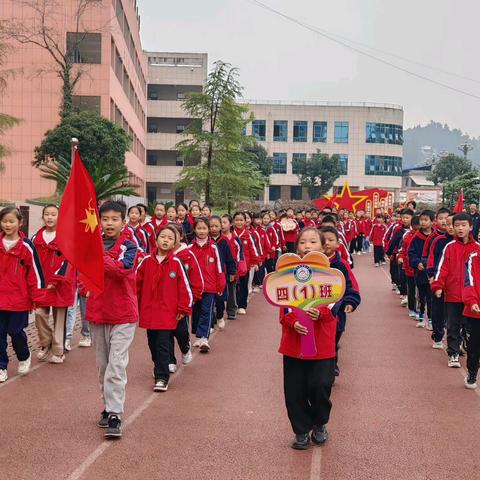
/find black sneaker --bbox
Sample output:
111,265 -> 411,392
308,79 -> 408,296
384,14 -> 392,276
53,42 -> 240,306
291,433 -> 310,450
104,415 -> 122,438
97,410 -> 109,428
311,425 -> 328,445
465,371 -> 478,390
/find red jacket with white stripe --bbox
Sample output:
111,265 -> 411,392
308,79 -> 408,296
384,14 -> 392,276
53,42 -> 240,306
188,238 -> 226,295
369,223 -> 387,247
143,221 -> 157,254
136,251 -> 193,330
463,252 -> 480,319
431,237 -> 480,303
0,231 -> 46,311
256,226 -> 274,260
266,224 -> 280,253
283,219 -> 299,244
84,233 -> 138,324
174,243 -> 204,301
32,228 -> 76,307
272,221 -> 286,249
398,230 -> 416,277
234,227 -> 260,269
250,227 -> 264,262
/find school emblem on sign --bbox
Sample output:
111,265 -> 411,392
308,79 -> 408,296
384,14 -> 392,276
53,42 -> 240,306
294,264 -> 312,283
169,271 -> 176,278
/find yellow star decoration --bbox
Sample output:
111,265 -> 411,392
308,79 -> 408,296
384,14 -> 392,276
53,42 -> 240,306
325,181 -> 369,213
80,200 -> 98,233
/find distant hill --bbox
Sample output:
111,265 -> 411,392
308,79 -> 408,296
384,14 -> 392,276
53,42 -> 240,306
403,121 -> 480,168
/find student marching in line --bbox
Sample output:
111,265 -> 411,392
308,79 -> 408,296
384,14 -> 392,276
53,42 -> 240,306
136,225 -> 193,392
170,224 -> 202,372
270,210 -> 286,255
320,215 -> 353,269
233,212 -> 259,315
284,208 -> 299,253
151,202 -> 168,233
432,213 -> 480,368
166,205 -> 177,223
189,217 -> 226,352
0,206 -> 45,383
261,210 -> 278,273
85,201 -> 138,439
176,203 -> 192,239
33,204 -> 76,364
370,214 -> 387,266
127,205 -> 149,253
427,211 -> 453,349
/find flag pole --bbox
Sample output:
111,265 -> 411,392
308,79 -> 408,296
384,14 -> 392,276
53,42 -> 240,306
70,137 -> 79,165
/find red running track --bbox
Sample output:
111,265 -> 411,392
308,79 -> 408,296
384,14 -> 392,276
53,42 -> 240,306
0,255 -> 479,479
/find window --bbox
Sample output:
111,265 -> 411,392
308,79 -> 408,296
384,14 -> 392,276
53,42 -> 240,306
365,155 -> 402,176
292,153 -> 306,175
67,32 -> 101,64
366,123 -> 403,145
334,121 -> 349,143
175,155 -> 184,166
269,185 -> 281,201
273,120 -> 288,142
272,153 -> 287,174
72,96 -> 101,113
293,121 -> 307,142
252,120 -> 266,141
337,154 -> 348,175
313,121 -> 327,143
176,124 -> 186,133
290,186 -> 302,200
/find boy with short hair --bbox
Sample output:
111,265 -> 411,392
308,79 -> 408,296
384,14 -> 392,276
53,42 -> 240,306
84,200 -> 138,438
432,213 -> 480,367
370,214 -> 387,266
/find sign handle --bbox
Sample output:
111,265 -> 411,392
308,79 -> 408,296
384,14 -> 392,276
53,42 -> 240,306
293,307 -> 318,357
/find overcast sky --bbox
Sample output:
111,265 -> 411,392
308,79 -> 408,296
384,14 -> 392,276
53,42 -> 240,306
139,0 -> 480,137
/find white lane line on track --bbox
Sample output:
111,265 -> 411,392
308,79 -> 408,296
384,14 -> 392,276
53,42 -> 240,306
310,448 -> 323,480
66,327 -> 222,480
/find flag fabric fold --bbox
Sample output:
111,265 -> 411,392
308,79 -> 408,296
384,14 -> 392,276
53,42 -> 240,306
56,148 -> 104,295
453,189 -> 464,214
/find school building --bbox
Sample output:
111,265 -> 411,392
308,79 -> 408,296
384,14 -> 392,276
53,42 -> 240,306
0,0 -> 147,202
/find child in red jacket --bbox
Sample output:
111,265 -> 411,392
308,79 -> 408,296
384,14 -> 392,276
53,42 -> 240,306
0,206 -> 45,383
137,225 -> 193,392
189,217 -> 226,353
33,204 -> 76,364
280,227 -> 337,450
85,201 -> 138,439
370,214 -> 387,266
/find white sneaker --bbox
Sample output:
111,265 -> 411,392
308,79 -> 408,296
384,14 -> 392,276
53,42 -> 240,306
79,336 -> 92,347
432,341 -> 444,349
193,338 -> 201,348
408,310 -> 417,318
237,308 -> 247,315
49,354 -> 64,364
448,354 -> 461,368
465,375 -> 478,390
426,321 -> 433,331
17,354 -> 31,375
168,363 -> 177,374
0,369 -> 7,382
391,283 -> 397,291
395,289 -> 401,295
210,328 -> 214,334
400,296 -> 408,306
199,337 -> 210,353
64,339 -> 71,352
182,349 -> 193,365
37,347 -> 50,361
253,287 -> 260,293
153,380 -> 168,392
217,318 -> 226,330
375,263 -> 379,267
416,321 -> 425,328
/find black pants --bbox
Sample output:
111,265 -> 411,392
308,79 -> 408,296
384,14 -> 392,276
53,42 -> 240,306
398,266 -> 407,295
0,310 -> 29,369
253,263 -> 266,287
373,246 -> 384,264
265,258 -> 275,273
431,294 -> 445,342
466,317 -> 480,375
147,329 -> 173,383
407,275 -> 417,312
445,302 -> 467,356
355,234 -> 364,253
169,316 -> 190,365
417,283 -> 432,318
283,356 -> 335,434
237,274 -> 249,309
390,255 -> 398,285
286,242 -> 295,253
226,280 -> 237,319
349,239 -> 356,254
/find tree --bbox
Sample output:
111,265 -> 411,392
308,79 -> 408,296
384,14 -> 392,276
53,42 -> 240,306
427,153 -> 472,185
33,111 -> 131,172
243,142 -> 273,183
295,150 -> 342,199
176,60 -> 262,206
39,155 -> 138,201
0,0 -> 102,118
443,170 -> 480,209
0,42 -> 20,174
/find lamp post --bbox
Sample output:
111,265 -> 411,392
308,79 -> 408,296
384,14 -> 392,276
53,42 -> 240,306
458,142 -> 473,160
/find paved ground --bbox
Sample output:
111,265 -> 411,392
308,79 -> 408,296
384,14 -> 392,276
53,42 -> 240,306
1,255 -> 479,480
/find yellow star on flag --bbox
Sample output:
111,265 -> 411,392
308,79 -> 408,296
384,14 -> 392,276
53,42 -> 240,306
80,200 -> 98,233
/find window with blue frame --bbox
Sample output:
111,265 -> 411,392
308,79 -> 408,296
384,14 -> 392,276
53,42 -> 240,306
252,120 -> 266,141
334,121 -> 349,143
290,186 -> 302,200
293,121 -> 307,142
292,153 -> 306,174
365,155 -> 402,176
273,120 -> 288,142
366,123 -> 403,145
336,154 -> 348,175
272,152 -> 287,174
269,185 -> 281,201
313,121 -> 327,142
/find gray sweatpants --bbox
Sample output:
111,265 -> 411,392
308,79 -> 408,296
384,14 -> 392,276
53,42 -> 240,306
90,322 -> 136,416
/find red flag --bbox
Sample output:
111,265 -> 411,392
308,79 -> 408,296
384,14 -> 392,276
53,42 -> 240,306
57,148 -> 104,295
453,189 -> 465,213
